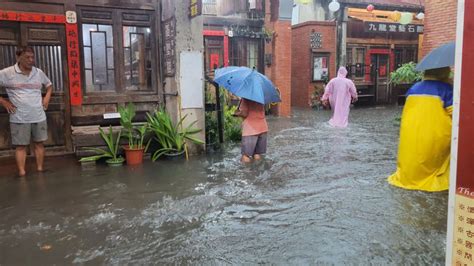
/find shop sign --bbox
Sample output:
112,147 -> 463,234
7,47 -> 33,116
189,0 -> 202,18
364,22 -> 424,34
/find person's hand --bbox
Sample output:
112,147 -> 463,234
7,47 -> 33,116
322,99 -> 329,107
42,97 -> 50,110
0,98 -> 16,114
351,97 -> 358,103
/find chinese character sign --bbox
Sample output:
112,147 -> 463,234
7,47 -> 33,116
66,23 -> 82,106
364,22 -> 423,34
189,0 -> 202,18
163,18 -> 176,77
451,2 -> 474,264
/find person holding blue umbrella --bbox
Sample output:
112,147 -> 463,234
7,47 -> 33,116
213,66 -> 280,163
233,98 -> 268,163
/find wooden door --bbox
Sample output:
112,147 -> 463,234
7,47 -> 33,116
371,54 -> 390,104
0,21 -> 71,155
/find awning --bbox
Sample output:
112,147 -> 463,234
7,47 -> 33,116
348,8 -> 423,34
348,8 -> 423,25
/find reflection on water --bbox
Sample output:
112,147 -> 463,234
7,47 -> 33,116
0,107 -> 447,264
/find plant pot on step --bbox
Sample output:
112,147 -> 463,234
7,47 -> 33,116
123,145 -> 145,165
163,149 -> 185,160
106,157 -> 125,166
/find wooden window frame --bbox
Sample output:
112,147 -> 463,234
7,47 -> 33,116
78,7 -> 158,98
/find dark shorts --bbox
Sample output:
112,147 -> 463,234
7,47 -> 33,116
241,133 -> 267,157
10,120 -> 48,146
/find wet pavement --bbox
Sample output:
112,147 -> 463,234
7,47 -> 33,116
0,107 -> 448,264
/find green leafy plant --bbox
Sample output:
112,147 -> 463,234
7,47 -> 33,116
390,62 -> 423,85
262,27 -> 275,43
205,111 -> 218,145
147,108 -> 204,161
118,102 -> 150,150
224,105 -> 242,142
79,126 -> 124,164
310,84 -> 325,109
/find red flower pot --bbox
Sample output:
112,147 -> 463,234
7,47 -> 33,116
123,145 -> 145,165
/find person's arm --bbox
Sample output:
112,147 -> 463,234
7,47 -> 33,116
42,84 -> 53,110
0,97 -> 16,114
39,69 -> 53,110
0,71 -> 16,113
349,80 -> 358,103
321,80 -> 333,107
233,99 -> 248,118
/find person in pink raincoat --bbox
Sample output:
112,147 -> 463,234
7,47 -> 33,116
321,67 -> 358,128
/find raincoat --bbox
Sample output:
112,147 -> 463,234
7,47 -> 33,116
388,80 -> 453,192
321,67 -> 358,128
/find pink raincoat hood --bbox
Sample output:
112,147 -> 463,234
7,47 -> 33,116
337,67 -> 348,78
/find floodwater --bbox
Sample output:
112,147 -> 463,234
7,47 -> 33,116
0,107 -> 448,264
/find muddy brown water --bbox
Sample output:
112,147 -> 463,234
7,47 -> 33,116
0,107 -> 448,264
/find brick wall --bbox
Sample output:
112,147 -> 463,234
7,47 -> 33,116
422,0 -> 457,56
264,0 -> 292,117
267,20 -> 292,116
291,21 -> 337,108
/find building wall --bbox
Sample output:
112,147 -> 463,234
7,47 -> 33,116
266,20 -> 292,116
422,0 -> 457,56
171,1 -> 205,153
265,0 -> 292,117
291,21 -> 336,108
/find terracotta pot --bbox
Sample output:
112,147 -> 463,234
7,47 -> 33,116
123,145 -> 145,165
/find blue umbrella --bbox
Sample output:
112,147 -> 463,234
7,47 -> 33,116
415,41 -> 455,71
214,66 -> 281,104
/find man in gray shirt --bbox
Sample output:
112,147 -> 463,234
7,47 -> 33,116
0,46 -> 53,177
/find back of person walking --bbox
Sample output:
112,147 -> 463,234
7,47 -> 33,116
0,46 -> 53,177
321,67 -> 358,128
233,98 -> 268,163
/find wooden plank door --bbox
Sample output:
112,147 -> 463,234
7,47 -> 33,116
371,54 -> 390,104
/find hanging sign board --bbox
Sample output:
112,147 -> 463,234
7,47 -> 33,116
447,1 -> 474,265
364,22 -> 424,34
180,51 -> 204,109
189,0 -> 202,18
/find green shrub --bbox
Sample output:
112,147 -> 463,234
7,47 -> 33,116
390,62 -> 423,85
224,105 -> 242,142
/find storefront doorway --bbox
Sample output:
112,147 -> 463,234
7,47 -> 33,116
0,21 -> 71,154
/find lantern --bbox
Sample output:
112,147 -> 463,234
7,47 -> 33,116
328,0 -> 340,12
399,12 -> 413,25
296,0 -> 311,4
416,12 -> 425,20
390,11 -> 401,22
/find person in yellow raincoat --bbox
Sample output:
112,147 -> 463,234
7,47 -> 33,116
388,67 -> 453,192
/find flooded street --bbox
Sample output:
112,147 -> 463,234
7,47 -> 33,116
0,107 -> 448,264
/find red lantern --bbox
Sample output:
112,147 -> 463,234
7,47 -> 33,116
367,4 -> 374,12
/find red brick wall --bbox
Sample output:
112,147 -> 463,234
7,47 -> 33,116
422,0 -> 457,56
264,0 -> 292,117
291,21 -> 337,108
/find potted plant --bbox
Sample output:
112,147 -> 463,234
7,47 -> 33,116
78,126 -> 125,166
118,103 -> 151,165
146,108 -> 204,161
